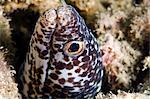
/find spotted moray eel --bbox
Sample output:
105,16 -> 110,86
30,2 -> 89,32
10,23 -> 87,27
19,2 -> 103,99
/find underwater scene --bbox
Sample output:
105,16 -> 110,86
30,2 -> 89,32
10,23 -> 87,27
0,0 -> 149,99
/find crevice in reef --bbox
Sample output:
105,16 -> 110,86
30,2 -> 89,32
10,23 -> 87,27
7,8 -> 39,79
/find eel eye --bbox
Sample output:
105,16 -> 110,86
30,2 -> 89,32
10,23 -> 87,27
64,41 -> 85,56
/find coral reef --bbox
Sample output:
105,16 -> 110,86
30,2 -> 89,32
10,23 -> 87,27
96,91 -> 150,99
0,5 -> 16,65
0,6 -> 11,49
143,56 -> 150,70
0,50 -> 20,99
0,0 -> 149,99
1,0 -> 60,13
94,0 -> 150,92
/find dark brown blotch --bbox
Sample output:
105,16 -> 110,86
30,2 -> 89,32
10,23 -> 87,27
72,58 -> 80,66
63,55 -> 69,62
88,72 -> 95,78
80,62 -> 89,70
65,63 -> 73,70
53,61 -> 65,70
55,70 -> 61,74
36,67 -> 44,74
38,38 -> 43,44
58,78 -> 65,84
53,84 -> 62,89
42,86 -> 52,93
31,53 -> 34,59
56,27 -> 65,34
41,50 -> 48,56
36,33 -> 43,38
39,54 -> 49,59
73,82 -> 81,87
80,50 -> 87,56
46,46 -> 50,50
64,86 -> 74,90
34,46 -> 41,53
43,42 -> 48,46
79,71 -> 88,77
34,38 -> 38,43
53,44 -> 61,49
49,73 -> 58,80
67,77 -> 75,83
40,21 -> 45,28
75,68 -> 81,73
49,66 -> 54,70
68,73 -> 72,75
35,47 -> 49,59
45,78 -> 53,85
82,55 -> 90,62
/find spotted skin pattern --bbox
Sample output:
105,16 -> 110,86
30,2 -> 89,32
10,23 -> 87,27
19,4 -> 103,99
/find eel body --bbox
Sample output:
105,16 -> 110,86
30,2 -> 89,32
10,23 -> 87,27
19,3 -> 103,99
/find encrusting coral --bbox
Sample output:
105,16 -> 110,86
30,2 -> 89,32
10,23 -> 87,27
95,0 -> 149,92
1,0 -> 60,13
0,6 -> 19,99
96,90 -> 150,99
0,50 -> 20,99
143,56 -> 150,70
0,6 -> 11,48
95,9 -> 142,90
0,5 -> 16,65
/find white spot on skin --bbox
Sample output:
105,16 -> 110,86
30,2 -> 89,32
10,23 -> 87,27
91,40 -> 94,45
89,82 -> 94,86
78,56 -> 84,62
54,52 -> 64,62
36,44 -> 47,52
96,68 -> 100,74
101,70 -> 103,78
78,59 -> 84,67
59,69 -> 68,80
94,44 -> 98,50
64,82 -> 74,87
96,81 -> 102,93
92,58 -> 97,68
74,76 -> 82,82
40,59 -> 49,83
23,84 -> 29,97
71,87 -> 81,92
45,9 -> 57,28
48,70 -> 51,75
57,6 -> 72,26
